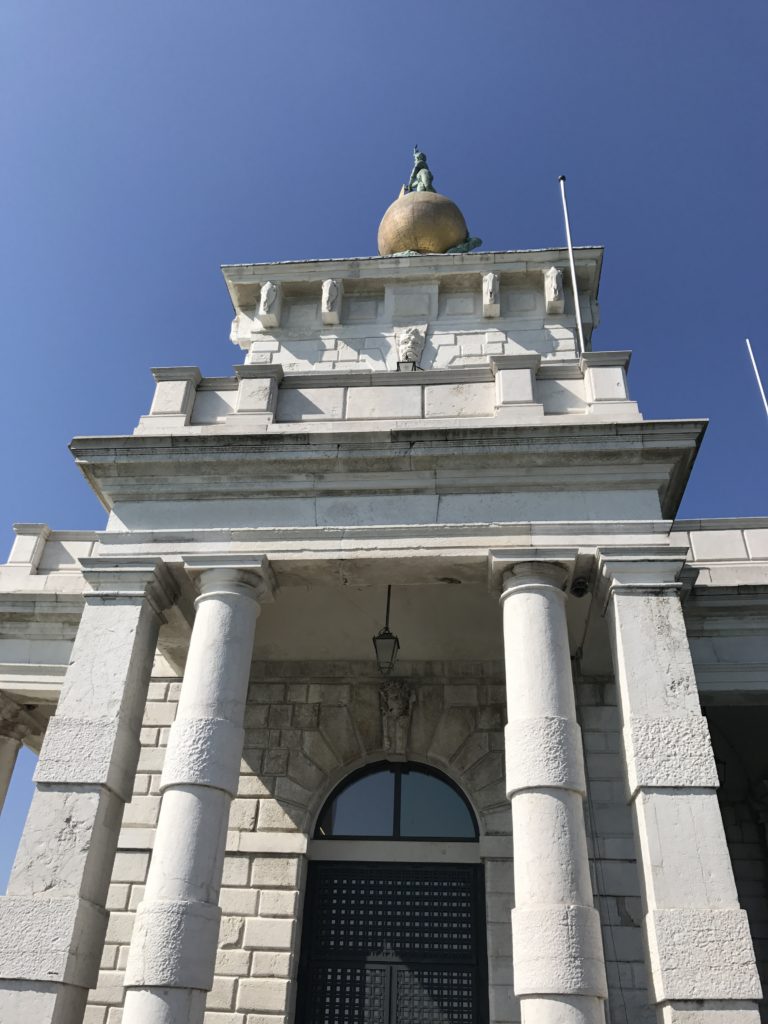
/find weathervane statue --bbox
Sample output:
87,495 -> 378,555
377,146 -> 482,256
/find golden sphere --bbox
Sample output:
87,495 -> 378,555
377,190 -> 469,256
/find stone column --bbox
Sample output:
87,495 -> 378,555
599,551 -> 762,1023
0,694 -> 29,815
0,558 -> 175,1024
0,733 -> 21,815
123,557 -> 273,1024
500,561 -> 607,1024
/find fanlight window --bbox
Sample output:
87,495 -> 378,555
315,762 -> 478,840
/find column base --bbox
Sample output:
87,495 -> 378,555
122,985 -> 207,1024
521,994 -> 605,1024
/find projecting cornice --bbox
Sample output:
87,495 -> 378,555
221,246 -> 604,316
70,419 -> 705,520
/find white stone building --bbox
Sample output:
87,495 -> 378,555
0,200 -> 767,1024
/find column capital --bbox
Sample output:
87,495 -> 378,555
183,554 -> 275,604
489,546 -> 595,596
0,691 -> 42,743
595,546 -> 690,614
79,557 -> 179,617
501,561 -> 570,600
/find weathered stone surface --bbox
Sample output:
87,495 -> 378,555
646,908 -> 762,1001
0,895 -> 108,987
512,905 -> 608,997
124,898 -> 221,988
624,715 -> 719,793
504,716 -> 586,796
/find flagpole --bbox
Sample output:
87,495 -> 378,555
558,175 -> 586,358
746,338 -> 768,419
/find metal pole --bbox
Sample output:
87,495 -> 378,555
385,584 -> 392,629
746,338 -> 768,419
559,175 -> 586,358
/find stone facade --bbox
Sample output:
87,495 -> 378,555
0,246 -> 766,1024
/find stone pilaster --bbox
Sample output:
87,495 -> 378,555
500,561 -> 607,1024
0,558 -> 175,1024
598,549 -> 763,1023
122,556 -> 273,1024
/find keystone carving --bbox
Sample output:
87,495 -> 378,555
396,325 -> 426,366
379,680 -> 415,754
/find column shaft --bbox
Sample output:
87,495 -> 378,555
601,553 -> 762,1023
501,562 -> 607,1024
123,564 -> 268,1024
0,734 -> 22,815
0,560 -> 173,1024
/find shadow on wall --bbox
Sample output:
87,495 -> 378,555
707,705 -> 768,1019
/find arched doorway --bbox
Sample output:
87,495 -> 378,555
297,762 -> 489,1024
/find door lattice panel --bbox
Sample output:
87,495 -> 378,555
395,967 -> 475,1024
310,863 -> 476,961
298,862 -> 487,1024
308,964 -> 389,1024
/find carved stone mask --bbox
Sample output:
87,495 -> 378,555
397,326 -> 426,365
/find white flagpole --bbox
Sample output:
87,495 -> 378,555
746,338 -> 768,419
558,175 -> 586,358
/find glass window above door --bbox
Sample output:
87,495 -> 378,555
315,762 -> 478,840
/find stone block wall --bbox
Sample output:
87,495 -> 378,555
85,662 -> 516,1024
575,675 -> 653,1024
83,662 -> 667,1024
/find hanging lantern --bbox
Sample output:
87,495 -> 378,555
372,585 -> 400,674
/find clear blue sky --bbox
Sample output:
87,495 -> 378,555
1,2 -> 767,885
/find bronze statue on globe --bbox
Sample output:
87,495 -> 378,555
377,147 -> 482,256
405,146 -> 435,193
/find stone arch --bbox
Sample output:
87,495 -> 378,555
242,669 -> 510,843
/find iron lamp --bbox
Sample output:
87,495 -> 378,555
373,585 -> 400,674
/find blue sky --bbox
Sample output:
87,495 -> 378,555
1,1 -> 767,884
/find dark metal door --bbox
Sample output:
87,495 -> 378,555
297,862 -> 488,1024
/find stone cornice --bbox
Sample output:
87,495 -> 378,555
70,419 -> 705,519
222,246 -> 604,313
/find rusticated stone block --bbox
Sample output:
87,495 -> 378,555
512,904 -> 608,997
646,907 -> 762,1001
624,715 -> 719,795
0,895 -> 108,987
504,717 -> 586,796
124,898 -> 221,988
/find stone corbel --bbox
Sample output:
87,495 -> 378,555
257,280 -> 282,328
482,272 -> 500,318
543,266 -> 565,315
233,364 -> 284,429
321,279 -> 344,326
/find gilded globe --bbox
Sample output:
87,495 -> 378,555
377,190 -> 469,256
